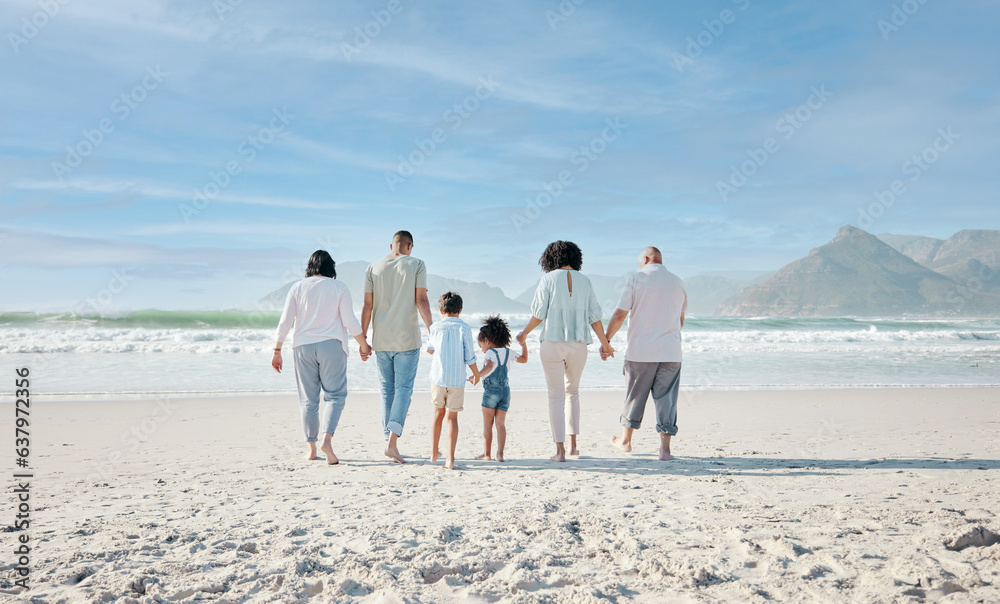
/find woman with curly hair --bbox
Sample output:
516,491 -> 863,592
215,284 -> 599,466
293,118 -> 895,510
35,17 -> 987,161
516,241 -> 615,462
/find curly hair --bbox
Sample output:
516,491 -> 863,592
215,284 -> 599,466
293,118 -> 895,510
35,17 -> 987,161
305,250 -> 336,278
538,240 -> 583,272
438,291 -> 463,314
478,315 -> 511,348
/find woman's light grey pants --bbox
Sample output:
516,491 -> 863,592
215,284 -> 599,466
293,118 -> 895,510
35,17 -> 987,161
292,339 -> 348,442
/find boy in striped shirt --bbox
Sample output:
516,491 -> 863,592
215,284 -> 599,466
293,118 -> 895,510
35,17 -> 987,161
426,292 -> 480,469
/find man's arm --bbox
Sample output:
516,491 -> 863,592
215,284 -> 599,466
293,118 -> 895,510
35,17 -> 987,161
606,308 -> 628,341
680,291 -> 687,329
416,287 -> 433,332
591,320 -> 614,360
361,292 -> 373,337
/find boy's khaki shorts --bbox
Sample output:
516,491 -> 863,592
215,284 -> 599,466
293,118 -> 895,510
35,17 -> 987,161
431,385 -> 465,412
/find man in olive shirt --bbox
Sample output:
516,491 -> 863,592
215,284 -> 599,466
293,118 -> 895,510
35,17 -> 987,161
362,231 -> 433,463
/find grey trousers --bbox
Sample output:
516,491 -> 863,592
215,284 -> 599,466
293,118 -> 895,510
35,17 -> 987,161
621,361 -> 681,436
293,339 -> 348,442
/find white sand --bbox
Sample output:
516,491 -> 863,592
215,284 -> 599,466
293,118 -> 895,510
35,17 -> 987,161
4,388 -> 1000,602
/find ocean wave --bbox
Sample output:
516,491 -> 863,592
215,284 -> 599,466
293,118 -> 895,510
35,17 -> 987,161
1,324 -> 1000,355
683,329 -> 1000,345
6,311 -> 1000,332
0,327 -> 274,354
0,310 -> 282,330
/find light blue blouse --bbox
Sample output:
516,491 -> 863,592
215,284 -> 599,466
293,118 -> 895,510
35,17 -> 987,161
530,270 -> 603,343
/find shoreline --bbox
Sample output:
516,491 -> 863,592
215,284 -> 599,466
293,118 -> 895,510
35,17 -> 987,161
2,383 -> 999,403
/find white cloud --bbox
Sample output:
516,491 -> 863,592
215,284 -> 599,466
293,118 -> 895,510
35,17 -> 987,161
12,179 -> 355,211
0,227 -> 300,269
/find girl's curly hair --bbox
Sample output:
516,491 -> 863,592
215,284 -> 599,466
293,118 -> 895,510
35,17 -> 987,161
478,315 -> 511,348
539,240 -> 583,272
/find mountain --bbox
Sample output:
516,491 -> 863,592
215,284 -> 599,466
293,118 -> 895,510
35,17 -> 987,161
513,283 -> 535,306
882,230 -> 1000,294
260,229 -> 1000,319
259,261 -> 528,315
425,275 -> 529,314
716,225 -> 1000,317
877,234 -> 944,266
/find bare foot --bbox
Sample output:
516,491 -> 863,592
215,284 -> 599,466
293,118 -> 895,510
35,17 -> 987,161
550,453 -> 566,462
659,450 -> 674,461
611,436 -> 632,453
320,444 -> 339,465
497,452 -> 505,462
431,449 -> 442,463
569,448 -> 580,456
305,445 -> 318,461
304,452 -> 318,461
444,459 -> 455,470
385,446 -> 405,464
474,453 -> 491,461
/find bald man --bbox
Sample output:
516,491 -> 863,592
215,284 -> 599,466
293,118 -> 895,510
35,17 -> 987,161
604,246 -> 687,460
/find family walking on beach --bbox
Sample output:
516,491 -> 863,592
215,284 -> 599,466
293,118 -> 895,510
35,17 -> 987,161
271,231 -> 687,469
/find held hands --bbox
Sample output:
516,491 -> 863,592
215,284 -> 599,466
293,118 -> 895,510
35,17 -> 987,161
600,342 -> 615,361
515,331 -> 527,346
467,374 -> 480,386
359,341 -> 372,362
271,350 -> 283,373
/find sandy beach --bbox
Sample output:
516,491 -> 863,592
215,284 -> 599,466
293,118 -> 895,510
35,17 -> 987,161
4,387 -> 1000,602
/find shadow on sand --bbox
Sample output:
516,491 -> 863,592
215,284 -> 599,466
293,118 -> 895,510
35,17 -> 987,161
333,454 -> 1000,476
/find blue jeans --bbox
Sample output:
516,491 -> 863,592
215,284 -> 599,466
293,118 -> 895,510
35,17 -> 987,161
482,388 -> 510,412
292,339 -> 348,442
376,349 -> 420,440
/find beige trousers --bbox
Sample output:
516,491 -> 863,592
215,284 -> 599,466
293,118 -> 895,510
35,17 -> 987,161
539,340 -> 588,443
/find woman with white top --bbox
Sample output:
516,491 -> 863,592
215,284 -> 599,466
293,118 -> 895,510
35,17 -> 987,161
272,250 -> 372,464
516,241 -> 615,462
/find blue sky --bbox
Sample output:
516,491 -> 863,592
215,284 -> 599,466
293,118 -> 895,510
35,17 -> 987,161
1,0 -> 998,312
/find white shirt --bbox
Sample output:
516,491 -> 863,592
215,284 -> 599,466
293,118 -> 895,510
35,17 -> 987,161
616,264 -> 687,362
275,276 -> 363,355
479,347 -> 518,380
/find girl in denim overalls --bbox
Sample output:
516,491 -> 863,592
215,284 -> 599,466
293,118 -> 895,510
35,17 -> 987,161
470,316 -> 528,461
